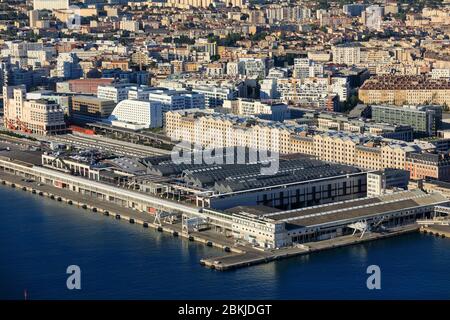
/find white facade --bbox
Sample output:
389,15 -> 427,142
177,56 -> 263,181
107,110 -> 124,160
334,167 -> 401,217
277,77 -> 349,105
265,5 -> 311,23
206,65 -> 224,77
364,5 -> 384,30
56,52 -> 82,79
223,98 -> 288,121
191,85 -> 236,107
332,44 -> 361,65
109,99 -> 162,128
2,41 -> 54,69
148,90 -> 205,112
119,20 -> 140,32
260,78 -> 279,100
226,61 -> 244,76
127,86 -> 157,100
293,58 -> 324,79
267,68 -> 288,79
431,68 -> 450,79
239,58 -> 266,78
367,172 -> 383,197
97,84 -> 131,103
33,0 -> 68,10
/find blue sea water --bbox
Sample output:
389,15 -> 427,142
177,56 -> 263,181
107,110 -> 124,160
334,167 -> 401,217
0,185 -> 450,300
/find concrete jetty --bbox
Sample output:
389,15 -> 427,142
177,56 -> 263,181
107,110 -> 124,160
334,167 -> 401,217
0,170 -> 427,271
200,224 -> 419,271
418,218 -> 450,238
0,171 -> 242,255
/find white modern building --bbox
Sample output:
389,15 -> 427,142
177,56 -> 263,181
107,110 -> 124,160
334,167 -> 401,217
55,52 -> 82,79
127,85 -> 159,100
431,68 -> 450,79
293,58 -> 324,79
97,83 -> 132,103
239,58 -> 267,78
267,68 -> 288,79
260,78 -> 279,100
109,99 -> 162,130
223,98 -> 288,121
367,169 -> 410,197
226,61 -> 244,76
364,5 -> 384,30
1,41 -> 54,69
191,85 -> 237,108
119,20 -> 140,32
332,43 -> 362,65
277,77 -> 349,105
148,89 -> 205,112
33,0 -> 69,10
265,5 -> 311,23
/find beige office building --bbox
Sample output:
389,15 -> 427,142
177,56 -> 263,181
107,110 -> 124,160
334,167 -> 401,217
3,85 -> 66,135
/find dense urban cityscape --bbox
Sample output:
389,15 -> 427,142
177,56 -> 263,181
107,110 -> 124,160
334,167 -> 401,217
1,0 -> 450,301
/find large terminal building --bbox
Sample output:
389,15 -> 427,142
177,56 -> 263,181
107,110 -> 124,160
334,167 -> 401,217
143,153 -> 368,210
0,145 -> 448,249
222,189 -> 447,248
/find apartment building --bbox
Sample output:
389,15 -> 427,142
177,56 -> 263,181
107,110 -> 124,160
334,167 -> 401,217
293,58 -> 324,79
166,0 -> 214,9
55,52 -> 82,79
332,43 -> 362,65
405,153 -> 450,181
191,85 -> 237,108
97,83 -> 132,103
165,109 -> 294,153
260,78 -> 279,100
277,77 -> 348,106
33,0 -> 69,11
265,4 -> 311,23
431,68 -> 450,79
119,20 -> 140,32
343,4 -> 366,16
148,90 -> 205,113
239,58 -> 268,79
222,99 -> 289,121
359,75 -> 450,106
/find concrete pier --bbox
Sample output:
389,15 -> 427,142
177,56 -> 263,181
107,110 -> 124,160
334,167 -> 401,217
0,170 -> 426,271
421,225 -> 450,238
0,171 -> 243,256
200,224 -> 420,271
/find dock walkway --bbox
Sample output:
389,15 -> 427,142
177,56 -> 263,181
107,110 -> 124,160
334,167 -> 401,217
0,170 -> 423,271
